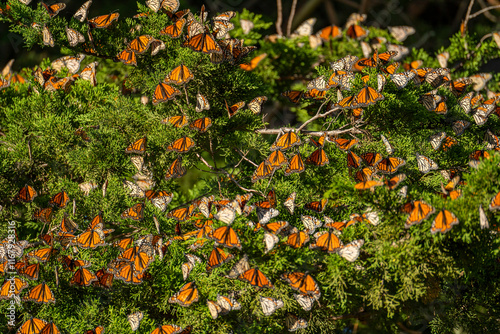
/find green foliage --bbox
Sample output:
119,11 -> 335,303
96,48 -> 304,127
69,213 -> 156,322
0,1 -> 500,334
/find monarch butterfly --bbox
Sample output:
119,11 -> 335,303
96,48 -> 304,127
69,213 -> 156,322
42,26 -> 54,47
240,18 -> 254,34
125,137 -> 147,154
217,294 -> 241,313
264,150 -> 287,169
385,173 -> 406,190
441,136 -> 457,151
381,62 -> 400,75
168,205 -> 195,221
113,237 -> 133,251
207,300 -> 227,319
127,311 -> 143,332
431,209 -> 459,234
165,157 -> 186,180
42,2 -> 66,17
359,50 -> 398,68
473,105 -> 494,126
282,272 -> 321,298
282,192 -> 296,215
376,157 -> 406,174
167,136 -> 195,153
281,90 -> 303,104
124,179 -> 146,198
238,267 -> 274,288
458,92 -> 474,114
195,93 -> 210,112
116,49 -> 137,66
469,73 -> 492,91
0,277 -> 28,299
214,206 -> 236,225
60,255 -> 90,272
44,76 -> 73,92
73,0 -> 92,22
121,203 -> 145,221
309,230 -> 343,253
49,190 -> 69,208
338,239 -> 364,262
182,253 -> 201,280
262,232 -> 279,253
39,322 -> 61,334
346,151 -> 361,168
165,64 -> 193,85
70,267 -> 98,287
330,137 -> 358,151
404,200 -> 435,228
209,226 -> 242,249
162,115 -> 188,128
79,61 -> 98,86
150,325 -> 183,334
118,247 -> 153,272
15,318 -> 48,334
16,184 -> 37,202
429,132 -> 446,150
447,78 -> 471,97
425,68 -> 450,88
402,60 -> 423,71
354,180 -> 384,190
489,190 -> 500,211
169,281 -> 199,306
88,13 -> 119,29
376,136 -> 393,156
355,86 -> 384,107
152,82 -> 181,104
416,153 -> 438,174
251,161 -> 275,182
150,38 -> 165,56
452,120 -> 470,136
290,17 -> 316,37
305,147 -> 329,166
317,24 -> 342,41
388,25 -> 415,42
360,152 -> 383,167
33,207 -> 53,223
213,19 -> 235,39
24,282 -> 55,304
127,35 -> 154,54
15,261 -> 40,281
286,228 -> 309,248
346,24 -> 367,40
184,28 -> 222,54
390,71 -> 415,89
271,131 -> 301,151
354,167 -> 376,182
160,18 -> 186,38
225,100 -> 245,118
65,27 -> 85,47
485,129 -> 500,150
246,96 -> 268,114
146,190 -> 173,212
387,44 -> 409,61
304,199 -> 328,213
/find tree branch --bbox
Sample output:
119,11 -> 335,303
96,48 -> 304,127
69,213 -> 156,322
469,3 -> 500,20
234,147 -> 258,167
286,0 -> 298,37
276,0 -> 283,36
255,127 -> 363,136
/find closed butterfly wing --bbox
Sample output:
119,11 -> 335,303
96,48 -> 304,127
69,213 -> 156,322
73,0 -> 92,22
260,296 -> 284,316
127,311 -> 143,331
65,27 -> 85,46
338,239 -> 364,262
416,153 -> 438,174
224,254 -> 249,279
207,300 -> 226,319
247,96 -> 267,114
195,93 -> 210,112
283,192 -> 296,215
165,157 -> 186,180
42,26 -> 55,47
294,293 -> 316,311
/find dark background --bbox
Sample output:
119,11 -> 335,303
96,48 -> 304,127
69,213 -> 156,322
1,0 -> 500,71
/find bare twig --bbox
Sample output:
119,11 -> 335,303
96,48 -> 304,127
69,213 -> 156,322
27,140 -> 32,161
476,32 -> 493,49
255,127 -> 363,136
276,0 -> 283,36
296,102 -> 336,132
183,86 -> 190,104
469,3 -> 500,19
463,0 -> 475,36
287,0 -> 298,37
234,147 -> 258,167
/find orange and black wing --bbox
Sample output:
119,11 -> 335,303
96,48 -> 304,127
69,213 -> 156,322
238,267 -> 273,288
152,82 -> 181,104
88,13 -> 119,28
16,184 -> 37,202
121,203 -> 145,221
125,137 -> 147,154
49,190 -> 69,208
160,18 -> 186,38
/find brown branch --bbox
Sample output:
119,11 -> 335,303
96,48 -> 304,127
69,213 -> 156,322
296,101 -> 335,132
276,0 -> 283,36
287,0 -> 298,37
469,3 -> 500,19
183,86 -> 190,104
234,147 -> 258,167
255,127 -> 363,136
463,0 -> 475,36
